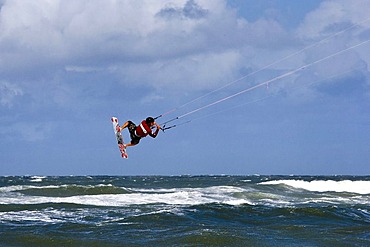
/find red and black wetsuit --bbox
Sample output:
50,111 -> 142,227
127,120 -> 159,145
135,120 -> 159,138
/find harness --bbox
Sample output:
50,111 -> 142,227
132,122 -> 147,138
134,130 -> 142,138
139,123 -> 148,135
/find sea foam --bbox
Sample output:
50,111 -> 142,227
260,180 -> 370,194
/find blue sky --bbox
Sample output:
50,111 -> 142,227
1,0 -> 370,176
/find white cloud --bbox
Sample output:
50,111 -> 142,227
65,66 -> 104,73
17,122 -> 53,142
0,121 -> 52,142
0,1 -> 285,87
1,0 -> 368,103
297,0 -> 370,40
285,0 -> 370,100
118,50 -> 242,92
0,1 -> 235,79
0,81 -> 23,107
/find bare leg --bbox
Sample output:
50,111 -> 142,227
123,142 -> 136,148
120,121 -> 138,148
121,121 -> 129,130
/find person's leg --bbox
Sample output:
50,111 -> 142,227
124,142 -> 136,147
124,130 -> 141,148
121,121 -> 129,130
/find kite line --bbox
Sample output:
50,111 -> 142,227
155,18 -> 370,131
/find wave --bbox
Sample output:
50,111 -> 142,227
29,176 -> 46,182
1,182 -> 369,207
1,177 -> 369,208
0,185 -> 251,207
260,180 -> 370,195
0,184 -> 132,197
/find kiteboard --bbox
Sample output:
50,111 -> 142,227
111,117 -> 128,159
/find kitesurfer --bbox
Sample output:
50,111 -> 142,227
121,117 -> 160,147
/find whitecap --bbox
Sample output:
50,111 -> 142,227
0,185 -> 248,207
260,179 -> 370,195
30,176 -> 46,182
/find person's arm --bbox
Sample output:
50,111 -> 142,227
149,123 -> 160,138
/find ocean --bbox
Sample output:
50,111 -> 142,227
0,175 -> 369,246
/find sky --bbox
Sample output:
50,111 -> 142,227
1,0 -> 370,176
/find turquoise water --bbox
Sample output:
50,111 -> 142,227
0,175 -> 369,246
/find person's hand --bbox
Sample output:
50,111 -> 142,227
156,123 -> 161,129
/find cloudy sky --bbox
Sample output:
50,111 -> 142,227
1,0 -> 370,176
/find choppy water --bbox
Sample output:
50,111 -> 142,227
0,175 -> 369,246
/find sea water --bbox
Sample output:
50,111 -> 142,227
0,175 -> 369,246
